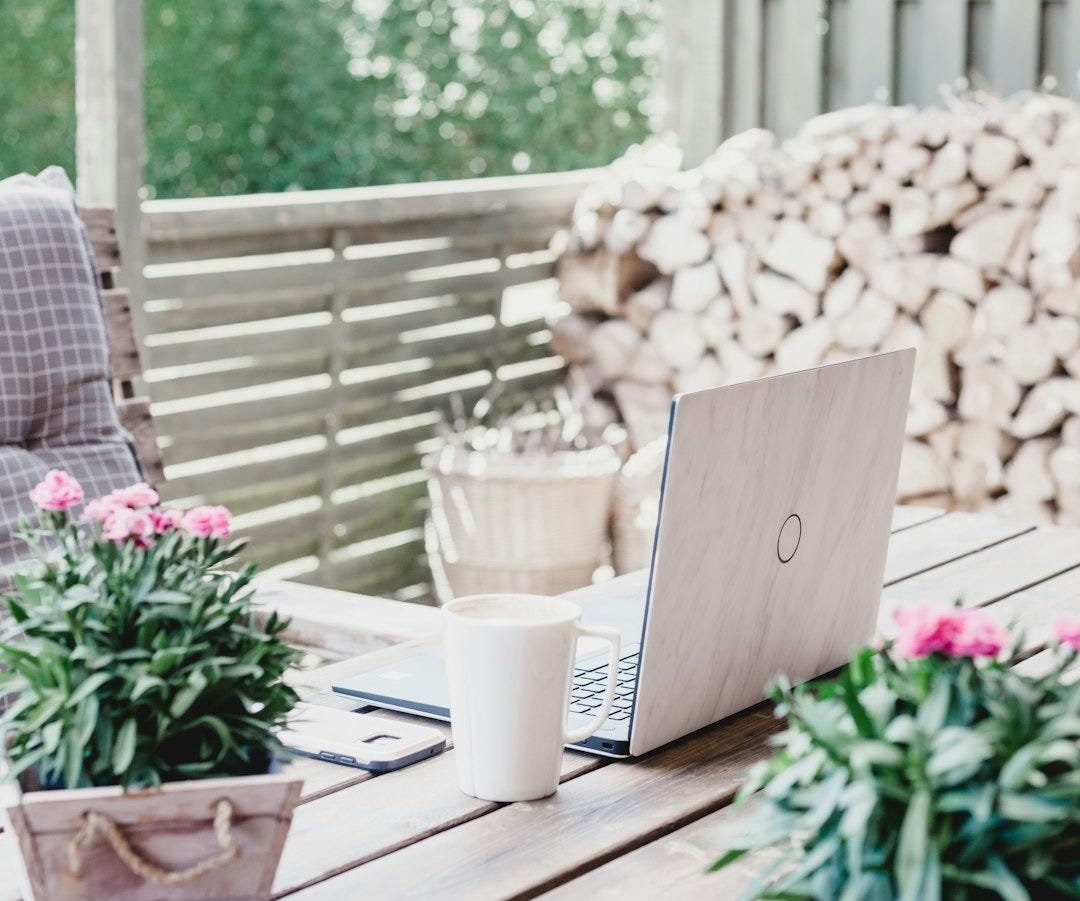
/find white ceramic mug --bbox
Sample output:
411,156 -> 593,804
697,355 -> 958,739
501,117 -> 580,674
443,594 -> 621,802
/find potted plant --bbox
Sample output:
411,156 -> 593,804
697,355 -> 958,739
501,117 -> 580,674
426,389 -> 625,601
0,471 -> 302,900
711,604 -> 1080,898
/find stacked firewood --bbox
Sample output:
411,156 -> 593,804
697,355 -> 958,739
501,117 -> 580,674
552,93 -> 1080,524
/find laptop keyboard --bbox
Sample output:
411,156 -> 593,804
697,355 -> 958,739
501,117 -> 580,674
569,646 -> 639,722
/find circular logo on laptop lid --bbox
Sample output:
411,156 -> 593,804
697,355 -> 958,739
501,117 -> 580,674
777,513 -> 801,563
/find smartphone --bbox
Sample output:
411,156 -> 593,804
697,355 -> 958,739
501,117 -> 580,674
279,701 -> 446,772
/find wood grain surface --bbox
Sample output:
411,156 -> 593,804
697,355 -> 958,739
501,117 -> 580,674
631,351 -> 913,755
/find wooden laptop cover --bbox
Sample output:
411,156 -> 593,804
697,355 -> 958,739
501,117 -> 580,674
629,350 -> 915,756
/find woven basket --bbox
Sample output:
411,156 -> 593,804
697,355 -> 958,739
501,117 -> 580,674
611,437 -> 666,575
425,445 -> 620,602
613,500 -> 659,575
434,558 -> 600,599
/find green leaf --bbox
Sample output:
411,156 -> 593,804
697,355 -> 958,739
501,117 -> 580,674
143,589 -> 192,604
795,769 -> 848,833
64,672 -> 112,708
896,790 -> 931,901
1038,739 -> 1079,769
112,718 -> 137,776
149,648 -> 185,675
938,784 -> 995,823
987,856 -> 1031,901
4,597 -> 28,623
917,678 -> 951,734
41,719 -> 63,754
841,667 -> 877,738
940,864 -> 1000,892
3,745 -> 50,782
849,740 -> 905,770
773,829 -> 843,895
64,729 -> 85,789
74,694 -> 99,749
169,685 -> 201,719
859,680 -> 897,733
998,792 -> 1069,823
884,714 -> 918,745
174,760 -> 216,776
129,674 -> 165,702
710,803 -> 799,852
25,693 -> 66,732
927,727 -> 992,786
1044,714 -> 1080,741
1000,742 -> 1043,790
708,847 -> 748,872
838,780 -> 877,877
186,715 -> 233,753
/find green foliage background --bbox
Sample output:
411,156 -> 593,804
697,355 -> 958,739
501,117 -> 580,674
0,0 -> 659,198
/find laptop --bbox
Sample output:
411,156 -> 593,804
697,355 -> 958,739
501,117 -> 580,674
334,350 -> 916,758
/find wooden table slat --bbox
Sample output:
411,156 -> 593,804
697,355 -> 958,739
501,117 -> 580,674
882,525 -> 1080,611
882,511 -> 1032,584
0,833 -> 20,901
540,803 -> 758,900
283,756 -> 373,805
977,564 -> 1080,648
889,504 -> 946,531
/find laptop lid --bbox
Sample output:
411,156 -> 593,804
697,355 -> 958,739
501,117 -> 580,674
627,350 -> 915,756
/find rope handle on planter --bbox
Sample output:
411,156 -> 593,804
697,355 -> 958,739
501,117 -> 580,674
67,798 -> 240,885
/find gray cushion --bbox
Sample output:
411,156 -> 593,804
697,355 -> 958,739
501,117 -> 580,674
0,168 -> 141,569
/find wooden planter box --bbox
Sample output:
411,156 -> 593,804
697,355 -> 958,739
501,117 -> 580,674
2,772 -> 301,901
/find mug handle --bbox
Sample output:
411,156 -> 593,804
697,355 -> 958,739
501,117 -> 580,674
564,624 -> 621,744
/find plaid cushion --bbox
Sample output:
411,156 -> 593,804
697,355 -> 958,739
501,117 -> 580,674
0,168 -> 141,571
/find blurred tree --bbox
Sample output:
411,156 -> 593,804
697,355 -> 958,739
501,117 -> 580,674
342,0 -> 661,185
0,0 -> 659,198
0,1 -> 76,180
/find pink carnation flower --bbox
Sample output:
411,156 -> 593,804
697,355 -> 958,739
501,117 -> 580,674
949,609 -> 1008,658
181,505 -> 232,539
29,470 -> 84,512
111,482 -> 159,509
894,606 -> 955,658
893,605 -> 1006,660
149,508 -> 183,535
1054,617 -> 1080,652
82,494 -> 123,523
101,507 -> 154,546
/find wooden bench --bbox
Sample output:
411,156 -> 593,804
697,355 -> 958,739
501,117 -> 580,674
80,205 -> 163,486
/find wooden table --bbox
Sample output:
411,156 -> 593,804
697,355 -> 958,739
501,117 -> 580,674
4,506 -> 1080,899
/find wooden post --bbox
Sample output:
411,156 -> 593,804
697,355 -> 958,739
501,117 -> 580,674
771,0 -> 825,138
917,0 -> 967,104
315,228 -> 352,588
987,0 -> 1041,96
723,0 -> 764,137
844,0 -> 894,106
662,0 -> 726,166
75,0 -> 147,336
1065,0 -> 1080,96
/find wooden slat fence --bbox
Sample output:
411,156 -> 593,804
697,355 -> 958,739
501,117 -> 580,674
667,0 -> 1080,161
137,170 -> 597,599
